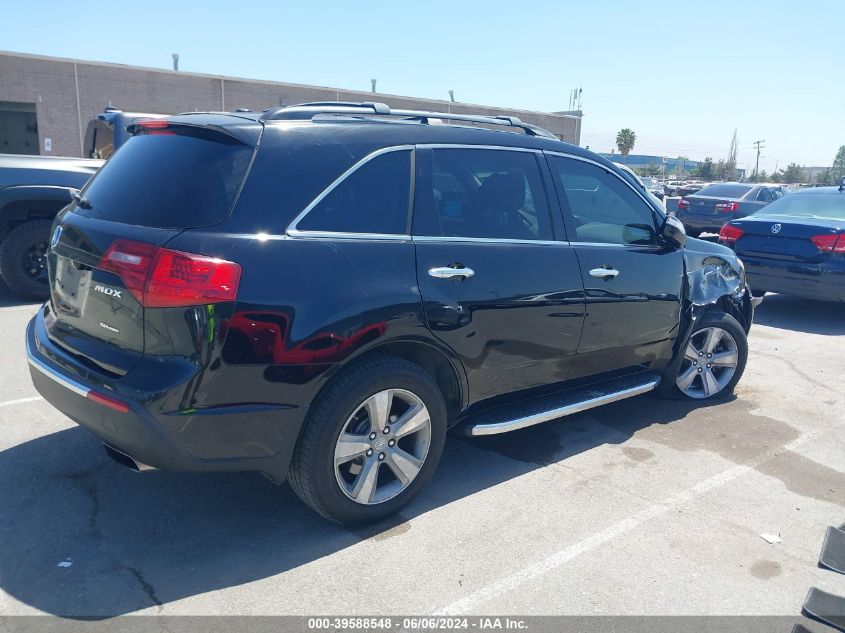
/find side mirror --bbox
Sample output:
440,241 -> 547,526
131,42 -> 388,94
660,214 -> 686,249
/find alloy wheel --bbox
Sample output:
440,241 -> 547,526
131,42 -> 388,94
334,389 -> 432,505
23,240 -> 49,284
676,326 -> 739,399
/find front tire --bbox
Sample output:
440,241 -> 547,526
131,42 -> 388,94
663,311 -> 748,400
288,356 -> 447,524
0,219 -> 53,300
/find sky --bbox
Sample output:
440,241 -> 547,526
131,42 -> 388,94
3,0 -> 843,172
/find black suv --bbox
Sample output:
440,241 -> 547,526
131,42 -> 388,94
27,102 -> 756,524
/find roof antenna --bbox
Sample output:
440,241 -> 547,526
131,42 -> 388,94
449,90 -> 455,103
172,53 -> 180,71
371,79 -> 377,93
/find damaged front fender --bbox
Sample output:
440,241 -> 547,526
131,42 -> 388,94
684,239 -> 758,331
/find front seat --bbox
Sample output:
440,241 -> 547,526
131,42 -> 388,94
466,172 -> 533,240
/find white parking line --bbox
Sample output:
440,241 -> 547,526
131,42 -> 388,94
433,429 -> 821,615
0,396 -> 42,408
1,304 -> 40,313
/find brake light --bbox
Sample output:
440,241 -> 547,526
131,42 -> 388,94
719,224 -> 744,245
715,202 -> 740,213
811,233 -> 845,254
136,119 -> 174,135
99,239 -> 241,308
677,199 -> 690,211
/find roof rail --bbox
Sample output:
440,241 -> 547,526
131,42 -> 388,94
260,102 -> 558,139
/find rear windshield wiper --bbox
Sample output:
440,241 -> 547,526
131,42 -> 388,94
71,191 -> 93,209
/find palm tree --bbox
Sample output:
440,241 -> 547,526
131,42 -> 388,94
616,128 -> 636,156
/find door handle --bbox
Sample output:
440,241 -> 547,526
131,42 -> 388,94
429,266 -> 475,280
589,267 -> 620,279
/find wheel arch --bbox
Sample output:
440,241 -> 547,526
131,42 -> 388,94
318,338 -> 467,427
0,186 -> 73,238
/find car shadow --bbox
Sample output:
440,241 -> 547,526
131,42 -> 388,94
0,280 -> 42,309
754,293 -> 845,335
0,394 -> 711,617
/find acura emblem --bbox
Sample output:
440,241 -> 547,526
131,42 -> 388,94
50,225 -> 62,248
771,224 -> 782,234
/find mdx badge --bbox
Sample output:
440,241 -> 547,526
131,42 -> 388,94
94,284 -> 123,299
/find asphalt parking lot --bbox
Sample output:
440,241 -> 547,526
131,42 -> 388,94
1,283 -> 843,618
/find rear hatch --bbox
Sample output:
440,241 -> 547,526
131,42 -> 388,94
46,117 -> 259,376
732,215 -> 844,264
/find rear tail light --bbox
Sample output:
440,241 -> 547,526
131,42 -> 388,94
677,199 -> 690,211
715,202 -> 740,213
719,224 -> 744,245
100,239 -> 241,308
811,233 -> 845,254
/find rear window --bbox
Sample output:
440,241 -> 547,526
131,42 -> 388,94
84,119 -> 115,159
695,184 -> 752,198
753,192 -> 845,220
76,131 -> 254,229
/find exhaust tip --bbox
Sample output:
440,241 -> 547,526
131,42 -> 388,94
103,444 -> 156,472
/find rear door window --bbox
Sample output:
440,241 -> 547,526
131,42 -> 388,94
295,149 -> 411,234
414,148 -> 553,241
77,130 -> 254,228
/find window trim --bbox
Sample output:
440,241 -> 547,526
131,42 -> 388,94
286,144 -> 415,238
544,150 -> 666,248
410,144 -> 560,243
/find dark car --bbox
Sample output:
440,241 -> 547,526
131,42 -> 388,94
27,102 -> 756,524
675,182 -> 707,197
677,183 -> 786,237
719,183 -> 845,301
0,154 -> 103,298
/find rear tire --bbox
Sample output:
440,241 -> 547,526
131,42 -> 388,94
288,356 -> 447,524
659,311 -> 748,400
0,219 -> 53,300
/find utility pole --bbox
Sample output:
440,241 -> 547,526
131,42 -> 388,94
753,139 -> 766,178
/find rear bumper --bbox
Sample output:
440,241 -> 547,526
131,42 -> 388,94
744,257 -> 845,302
26,309 -> 306,482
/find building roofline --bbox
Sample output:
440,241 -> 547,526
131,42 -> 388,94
0,49 -> 580,121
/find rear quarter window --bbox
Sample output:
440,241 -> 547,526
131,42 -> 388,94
76,131 -> 254,229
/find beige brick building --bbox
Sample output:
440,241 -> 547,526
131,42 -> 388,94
0,51 -> 582,158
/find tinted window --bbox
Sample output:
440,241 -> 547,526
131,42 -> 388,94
297,150 -> 410,234
548,156 -> 658,245
695,184 -> 752,198
415,149 -> 553,241
83,119 -> 115,159
753,192 -> 845,220
78,132 -> 253,228
757,188 -> 775,202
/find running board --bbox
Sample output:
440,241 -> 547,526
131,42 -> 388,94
458,374 -> 660,436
